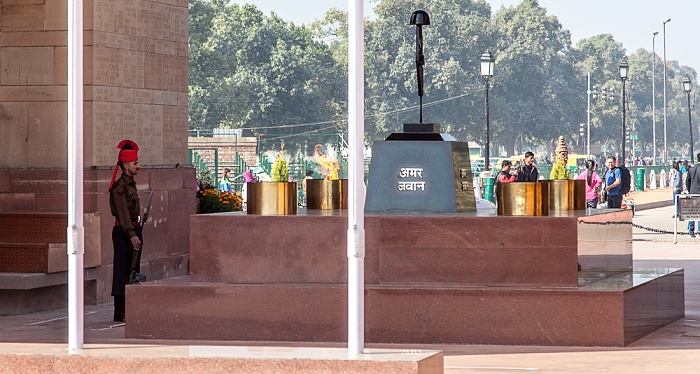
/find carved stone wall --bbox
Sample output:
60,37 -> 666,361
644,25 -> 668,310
0,0 -> 188,168
0,0 -> 191,302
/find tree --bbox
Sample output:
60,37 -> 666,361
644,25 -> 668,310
362,0 -> 494,141
573,34 -> 626,156
188,1 -> 345,134
490,0 -> 579,156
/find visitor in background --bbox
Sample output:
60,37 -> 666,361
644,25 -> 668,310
220,168 -> 233,193
515,151 -> 539,182
603,156 -> 622,209
493,160 -> 516,203
671,162 -> 683,218
495,160 -> 516,185
576,159 -> 602,209
685,153 -> 700,238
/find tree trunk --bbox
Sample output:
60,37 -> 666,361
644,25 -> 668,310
503,138 -> 516,157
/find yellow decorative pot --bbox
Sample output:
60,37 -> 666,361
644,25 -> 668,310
548,179 -> 586,211
497,181 -> 550,216
246,182 -> 298,215
306,179 -> 348,210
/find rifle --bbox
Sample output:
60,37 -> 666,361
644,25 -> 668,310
129,191 -> 153,284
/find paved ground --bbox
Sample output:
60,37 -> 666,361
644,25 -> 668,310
3,187 -> 700,373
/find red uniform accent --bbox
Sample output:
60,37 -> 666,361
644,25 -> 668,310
109,139 -> 140,191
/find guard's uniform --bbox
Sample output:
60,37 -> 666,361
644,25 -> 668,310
108,140 -> 142,322
110,173 -> 142,296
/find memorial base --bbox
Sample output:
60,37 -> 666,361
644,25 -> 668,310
126,209 -> 684,347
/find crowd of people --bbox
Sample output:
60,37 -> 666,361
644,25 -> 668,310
492,151 -> 636,210
670,154 -> 700,238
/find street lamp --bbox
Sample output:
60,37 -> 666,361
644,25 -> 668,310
619,57 -> 629,164
652,31 -> 658,164
684,75 -> 694,158
480,50 -> 495,171
663,18 -> 671,164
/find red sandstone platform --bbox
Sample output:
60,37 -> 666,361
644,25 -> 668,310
126,209 -> 684,347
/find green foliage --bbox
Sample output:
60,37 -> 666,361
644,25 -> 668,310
188,0 -> 700,159
195,166 -> 215,190
549,160 -> 570,180
188,0 -> 344,132
271,155 -> 289,182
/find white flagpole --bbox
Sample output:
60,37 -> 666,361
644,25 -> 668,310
347,0 -> 366,356
67,0 -> 85,352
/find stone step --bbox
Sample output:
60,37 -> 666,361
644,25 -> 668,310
126,268 -> 684,347
0,242 -> 100,273
0,211 -> 101,273
0,211 -> 67,244
0,268 -> 99,315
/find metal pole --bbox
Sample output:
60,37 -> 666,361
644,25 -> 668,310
347,0 -> 365,356
485,79 -> 490,171
663,25 -> 668,163
622,80 -> 627,163
689,92 -> 694,157
587,72 -> 591,156
632,122 -> 636,157
652,32 -> 658,163
67,0 -> 85,352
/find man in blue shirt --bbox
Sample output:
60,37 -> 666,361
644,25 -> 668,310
604,156 -> 622,209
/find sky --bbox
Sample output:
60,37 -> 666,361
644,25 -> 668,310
234,0 -> 700,74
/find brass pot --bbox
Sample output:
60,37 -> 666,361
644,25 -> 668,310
306,179 -> 348,210
548,180 -> 586,211
497,181 -> 549,216
246,182 -> 298,215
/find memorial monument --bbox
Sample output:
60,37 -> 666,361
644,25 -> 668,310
125,9 -> 684,347
365,10 -> 476,213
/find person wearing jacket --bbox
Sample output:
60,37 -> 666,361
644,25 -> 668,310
671,162 -> 683,218
515,151 -> 539,182
495,160 -> 516,185
220,168 -> 233,193
493,160 -> 516,204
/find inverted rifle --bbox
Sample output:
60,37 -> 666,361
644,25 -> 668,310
129,191 -> 153,284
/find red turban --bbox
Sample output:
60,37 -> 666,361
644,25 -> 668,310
109,140 -> 139,190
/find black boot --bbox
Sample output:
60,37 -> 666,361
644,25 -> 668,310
114,295 -> 125,322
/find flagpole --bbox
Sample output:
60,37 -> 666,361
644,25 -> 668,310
347,0 -> 366,356
67,0 -> 85,352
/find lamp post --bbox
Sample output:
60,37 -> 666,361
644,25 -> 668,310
481,50 -> 495,171
586,72 -> 591,156
663,18 -> 671,164
684,75 -> 694,158
652,31 -> 658,164
619,57 -> 629,164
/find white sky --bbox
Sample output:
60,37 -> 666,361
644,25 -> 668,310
234,0 -> 699,73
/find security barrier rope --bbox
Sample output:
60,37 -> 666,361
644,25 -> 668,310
579,220 -> 687,235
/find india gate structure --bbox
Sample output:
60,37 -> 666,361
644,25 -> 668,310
0,0 -> 193,312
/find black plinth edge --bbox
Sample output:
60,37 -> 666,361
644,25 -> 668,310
403,123 -> 441,133
385,132 -> 456,141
